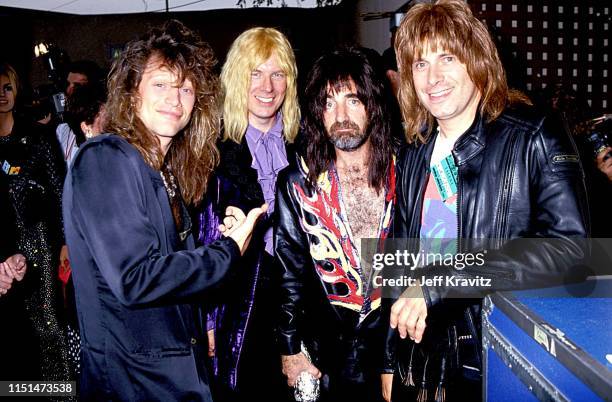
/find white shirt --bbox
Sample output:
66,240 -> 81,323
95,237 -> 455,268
56,123 -> 79,168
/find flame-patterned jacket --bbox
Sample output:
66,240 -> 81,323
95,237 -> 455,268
275,154 -> 395,376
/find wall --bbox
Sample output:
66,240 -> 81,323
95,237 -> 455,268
0,4 -> 358,91
354,0 -> 609,116
469,0 -> 609,116
356,0 -> 408,53
4,1 -> 609,117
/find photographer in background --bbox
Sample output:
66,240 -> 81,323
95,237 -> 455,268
588,117 -> 612,182
544,84 -> 611,237
578,118 -> 612,237
55,60 -> 105,165
596,146 -> 612,182
64,60 -> 102,97
35,59 -> 102,125
56,84 -> 106,166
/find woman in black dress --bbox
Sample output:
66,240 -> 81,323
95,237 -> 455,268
0,63 -> 72,382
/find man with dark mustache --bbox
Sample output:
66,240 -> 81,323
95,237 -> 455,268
274,47 -> 396,401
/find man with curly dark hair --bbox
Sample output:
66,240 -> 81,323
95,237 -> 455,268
63,20 -> 266,401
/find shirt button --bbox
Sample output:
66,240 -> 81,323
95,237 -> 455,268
190,338 -> 197,345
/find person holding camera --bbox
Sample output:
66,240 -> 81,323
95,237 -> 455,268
596,147 -> 612,182
578,120 -> 612,236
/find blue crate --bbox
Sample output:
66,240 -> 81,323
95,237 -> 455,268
483,278 -> 612,401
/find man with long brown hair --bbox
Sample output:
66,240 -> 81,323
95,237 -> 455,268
275,47 -> 395,401
385,1 -> 588,401
62,20 -> 265,401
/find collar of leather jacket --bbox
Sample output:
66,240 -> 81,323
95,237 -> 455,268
452,113 -> 487,166
420,112 -> 488,166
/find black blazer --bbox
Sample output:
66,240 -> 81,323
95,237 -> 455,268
63,135 -> 241,401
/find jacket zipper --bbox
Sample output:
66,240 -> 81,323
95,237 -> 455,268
495,133 -> 519,244
410,162 -> 429,238
455,155 -> 462,254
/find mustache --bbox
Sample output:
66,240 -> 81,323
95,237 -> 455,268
329,120 -> 360,133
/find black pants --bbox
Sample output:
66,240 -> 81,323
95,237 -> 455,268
321,375 -> 385,402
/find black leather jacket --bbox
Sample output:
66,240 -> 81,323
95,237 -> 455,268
387,106 -> 590,375
275,155 -> 396,384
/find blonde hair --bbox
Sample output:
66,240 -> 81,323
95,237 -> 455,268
395,0 -> 530,143
0,63 -> 19,100
221,27 -> 300,143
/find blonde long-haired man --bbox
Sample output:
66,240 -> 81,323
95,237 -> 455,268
197,27 -> 300,401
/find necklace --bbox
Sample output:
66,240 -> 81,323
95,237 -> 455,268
160,165 -> 177,199
160,164 -> 189,241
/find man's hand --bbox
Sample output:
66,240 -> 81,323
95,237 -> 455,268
381,373 -> 393,402
1,253 -> 27,282
390,285 -> 428,343
596,147 -> 612,182
219,204 -> 268,255
281,353 -> 321,387
207,329 -> 215,357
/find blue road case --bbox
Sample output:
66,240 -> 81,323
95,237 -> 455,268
483,278 -> 612,401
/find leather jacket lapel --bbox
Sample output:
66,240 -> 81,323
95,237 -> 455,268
218,138 -> 265,210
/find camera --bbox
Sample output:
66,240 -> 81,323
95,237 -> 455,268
31,42 -> 69,121
584,117 -> 612,162
585,131 -> 611,161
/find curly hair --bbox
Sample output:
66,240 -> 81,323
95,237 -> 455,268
220,27 -> 300,143
302,47 -> 393,191
395,0 -> 529,143
105,19 -> 220,205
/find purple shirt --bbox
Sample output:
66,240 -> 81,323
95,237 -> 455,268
244,114 -> 288,255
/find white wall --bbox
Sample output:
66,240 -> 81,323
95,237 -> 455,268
356,0 -> 444,53
356,0 -> 408,53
